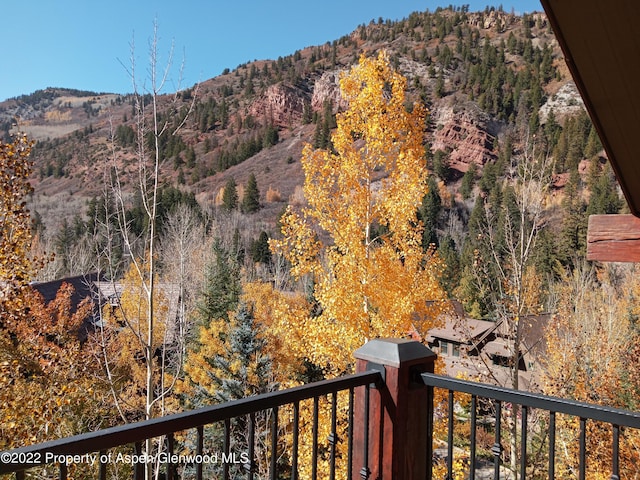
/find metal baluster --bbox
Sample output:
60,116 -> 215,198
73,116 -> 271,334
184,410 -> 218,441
270,406 -> 279,480
292,401 -> 300,480
360,385 -> 371,480
224,418 -> 231,480
426,382 -> 434,480
447,390 -> 454,480
549,412 -> 556,480
134,442 -> 144,480
196,425 -> 204,480
167,433 -> 175,480
329,392 -> 338,480
492,400 -> 502,480
470,395 -> 477,480
520,406 -> 528,480
99,450 -> 107,480
312,396 -> 319,480
247,413 -> 255,480
347,388 -> 354,480
579,418 -> 586,480
611,424 -> 620,480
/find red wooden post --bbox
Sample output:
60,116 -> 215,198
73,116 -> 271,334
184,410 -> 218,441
352,338 -> 437,480
587,214 -> 640,262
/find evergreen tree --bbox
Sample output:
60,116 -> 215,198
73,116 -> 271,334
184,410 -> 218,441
460,164 -> 477,200
432,149 -> 450,181
586,164 -> 623,216
185,303 -> 278,478
435,71 -> 445,98
251,231 -> 272,264
185,146 -> 196,168
198,240 -> 241,325
543,109 -> 561,152
262,124 -> 279,148
302,101 -> 313,124
206,304 -> 277,403
419,176 -> 442,248
54,218 -> 75,275
241,173 -> 261,213
222,178 -> 238,211
584,125 -> 603,159
438,235 -> 460,296
558,169 -> 587,266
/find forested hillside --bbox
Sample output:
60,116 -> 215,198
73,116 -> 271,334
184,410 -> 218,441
6,7 -> 619,307
2,6 -> 638,478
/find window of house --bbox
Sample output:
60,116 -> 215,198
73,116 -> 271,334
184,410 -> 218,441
440,341 -> 449,355
493,355 -> 509,367
452,343 -> 460,357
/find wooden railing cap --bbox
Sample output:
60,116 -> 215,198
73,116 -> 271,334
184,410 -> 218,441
353,338 -> 436,368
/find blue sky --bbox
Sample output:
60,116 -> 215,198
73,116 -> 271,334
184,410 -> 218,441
1,1 -> 542,102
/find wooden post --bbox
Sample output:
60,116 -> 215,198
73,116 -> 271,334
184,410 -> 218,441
352,339 -> 437,480
587,214 -> 640,262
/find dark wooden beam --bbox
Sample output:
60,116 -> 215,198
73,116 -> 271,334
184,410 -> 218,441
587,214 -> 640,262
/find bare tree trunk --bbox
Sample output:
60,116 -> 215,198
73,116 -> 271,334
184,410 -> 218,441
90,20 -> 197,480
480,132 -> 553,479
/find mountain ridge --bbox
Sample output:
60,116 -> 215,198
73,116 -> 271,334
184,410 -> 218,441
1,7 -> 585,238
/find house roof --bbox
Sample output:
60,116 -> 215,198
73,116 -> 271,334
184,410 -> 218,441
541,0 -> 640,216
439,355 -> 534,390
30,272 -> 105,339
30,272 -> 103,307
482,339 -> 511,357
429,317 -> 496,344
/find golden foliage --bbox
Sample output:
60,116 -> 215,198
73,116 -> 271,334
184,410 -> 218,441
0,284 -> 103,449
241,282 -> 310,386
99,260 -> 175,420
0,135 -> 45,324
542,264 -> 640,478
0,137 -> 106,451
271,51 -> 447,374
265,185 -> 282,203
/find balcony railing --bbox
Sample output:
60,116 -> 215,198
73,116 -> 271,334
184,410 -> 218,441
0,371 -> 382,480
2,338 -> 640,479
421,372 -> 640,480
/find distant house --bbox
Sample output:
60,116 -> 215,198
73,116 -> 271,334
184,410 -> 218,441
30,272 -> 105,339
31,273 -> 182,342
426,301 -> 550,390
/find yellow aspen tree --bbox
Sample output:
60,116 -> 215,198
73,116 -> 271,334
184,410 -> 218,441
0,135 -> 44,324
240,281 -> 311,386
271,51 -> 447,374
99,258 -> 174,422
542,264 -> 640,478
0,284 -> 99,449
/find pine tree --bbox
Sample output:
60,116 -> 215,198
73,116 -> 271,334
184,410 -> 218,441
251,231 -> 272,264
586,164 -> 623,216
221,178 -> 238,211
241,173 -> 261,213
207,304 -> 277,402
185,303 -> 279,477
460,163 -> 477,200
558,169 -> 588,266
438,235 -> 461,296
419,176 -> 442,248
198,240 -> 241,326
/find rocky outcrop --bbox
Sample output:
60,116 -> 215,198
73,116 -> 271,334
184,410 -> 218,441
248,83 -> 309,128
539,82 -> 585,123
467,10 -> 514,31
431,102 -> 499,173
311,70 -> 348,113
